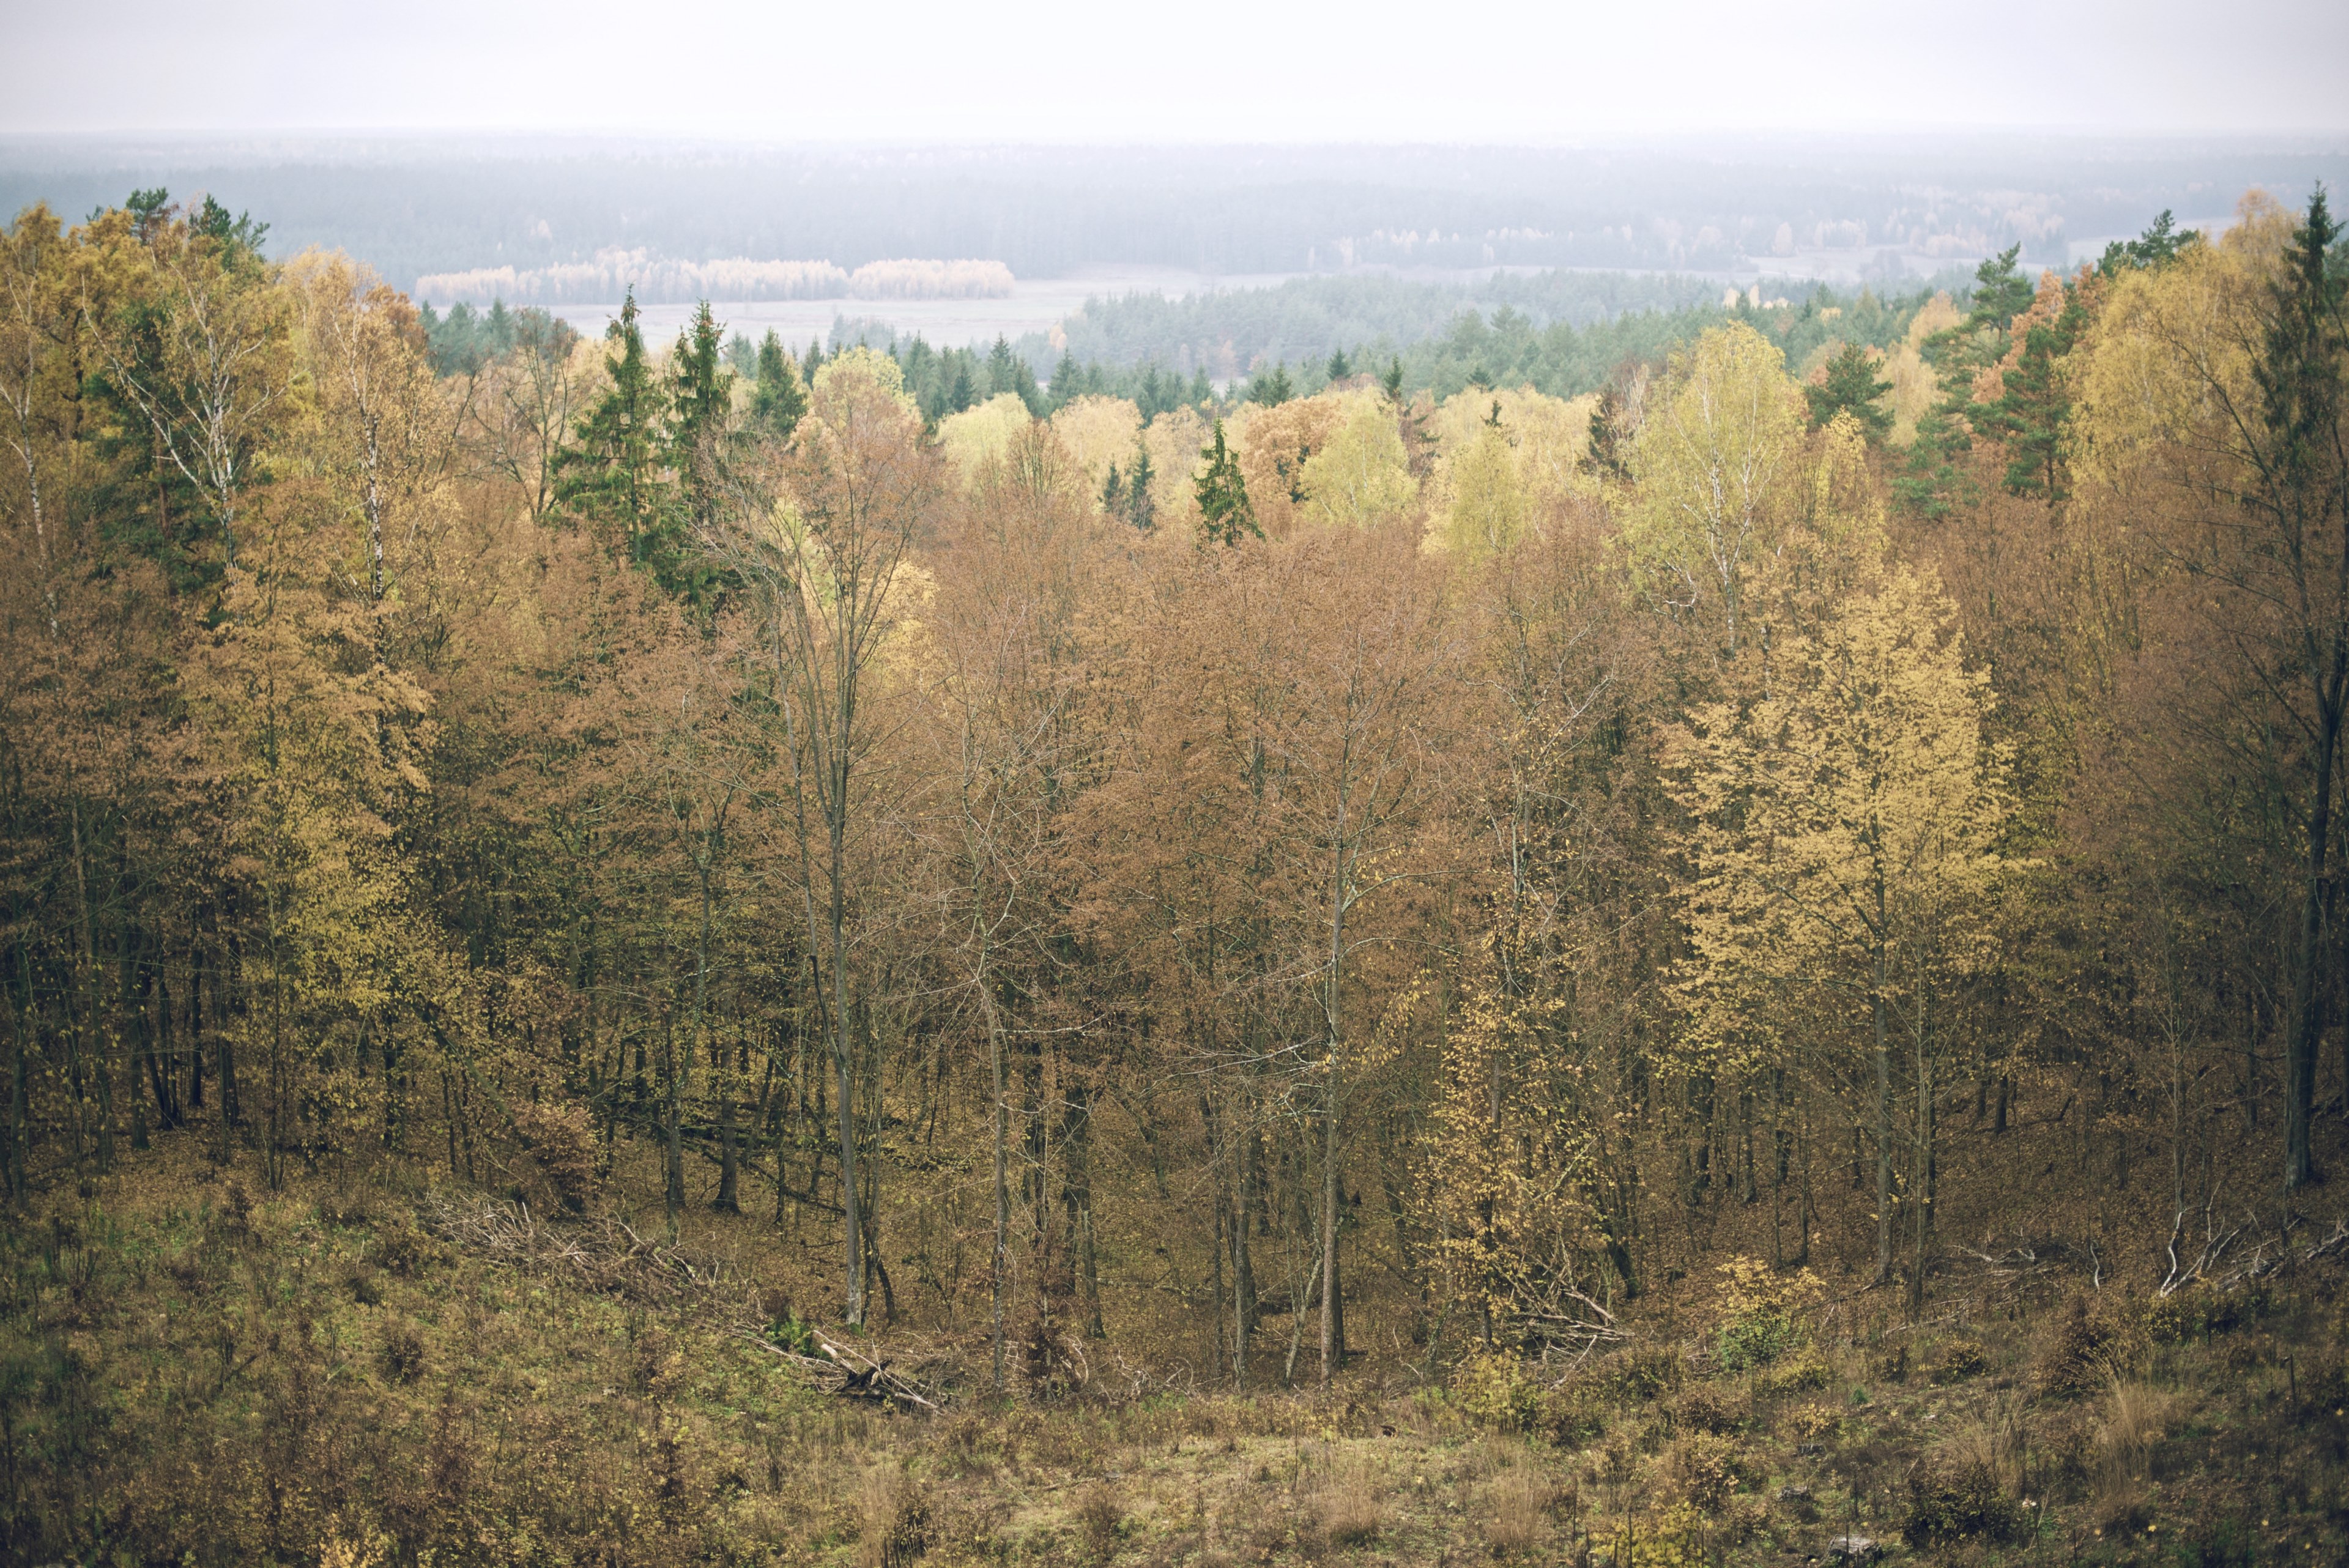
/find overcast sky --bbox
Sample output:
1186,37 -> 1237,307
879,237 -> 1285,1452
4,0 -> 2343,141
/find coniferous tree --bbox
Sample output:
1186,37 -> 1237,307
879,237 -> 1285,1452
1326,346 -> 1351,382
1898,245 -> 2035,518
555,289 -> 673,575
1126,445 -> 1156,530
662,301 -> 732,597
1381,357 -> 1404,403
1977,284 -> 2087,499
752,329 -> 807,436
2098,209 -> 2197,277
1195,420 -> 1257,545
2254,187 -> 2349,1189
1804,343 -> 1894,440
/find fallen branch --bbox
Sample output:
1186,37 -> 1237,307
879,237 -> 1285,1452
737,1325 -> 944,1411
422,1195 -> 727,1305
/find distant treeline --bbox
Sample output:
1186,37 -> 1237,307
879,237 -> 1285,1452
1008,269 -> 1964,396
4,138 -> 2332,290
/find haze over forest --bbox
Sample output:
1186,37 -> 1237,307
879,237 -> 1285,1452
6,6 -> 2349,1562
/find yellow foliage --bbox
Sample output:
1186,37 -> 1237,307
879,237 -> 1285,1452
1048,393 -> 1144,503
1620,324 -> 1802,654
1666,566 -> 2014,1075
1297,391 -> 1416,530
1141,405 -> 1211,538
936,393 -> 1034,484
1233,393 -> 1341,538
1427,386 -> 1597,549
2068,193 -> 2293,502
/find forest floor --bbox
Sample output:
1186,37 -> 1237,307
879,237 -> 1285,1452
7,1131 -> 2348,1566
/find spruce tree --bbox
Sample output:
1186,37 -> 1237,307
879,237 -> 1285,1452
1195,420 -> 1257,546
668,302 -> 733,567
554,289 -> 673,571
753,329 -> 807,436
1382,358 -> 1405,403
1326,346 -> 1351,382
1126,446 -> 1156,531
1051,351 -> 1082,408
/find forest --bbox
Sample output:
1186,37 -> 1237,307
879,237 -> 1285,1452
2,185 -> 2348,1567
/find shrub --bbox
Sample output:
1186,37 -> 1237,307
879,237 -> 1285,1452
512,1099 -> 596,1212
1597,1343 -> 1684,1403
1665,1429 -> 1745,1510
1451,1348 -> 1543,1431
377,1323 -> 426,1384
368,1219 -> 440,1279
1074,1481 -> 1125,1559
859,1470 -> 931,1568
1756,1343 -> 1831,1394
1928,1340 -> 1988,1384
1670,1384 -> 1742,1434
1712,1257 -> 1822,1373
2036,1295 -> 2128,1399
1902,1457 -> 2020,1546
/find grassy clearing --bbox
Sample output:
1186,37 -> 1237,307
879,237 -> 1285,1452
6,1134 -> 2347,1565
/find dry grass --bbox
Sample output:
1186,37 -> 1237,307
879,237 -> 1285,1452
1314,1457 -> 1386,1547
2094,1375 -> 2181,1521
1480,1466 -> 1551,1558
858,1468 -> 930,1568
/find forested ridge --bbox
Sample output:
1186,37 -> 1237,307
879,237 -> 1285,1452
4,186 -> 2349,1567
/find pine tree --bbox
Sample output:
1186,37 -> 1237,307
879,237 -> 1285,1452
1195,420 -> 1257,546
1803,343 -> 1894,441
1975,284 -> 2086,499
1896,245 -> 2035,519
2098,209 -> 2197,277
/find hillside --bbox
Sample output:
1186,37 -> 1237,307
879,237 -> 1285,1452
5,181 -> 2349,1566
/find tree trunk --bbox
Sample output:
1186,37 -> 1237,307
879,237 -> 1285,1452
988,982 -> 1009,1393
2286,708 -> 2337,1189
1873,940 -> 1894,1287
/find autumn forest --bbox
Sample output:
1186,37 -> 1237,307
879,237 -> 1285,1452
3,184 -> 2348,1566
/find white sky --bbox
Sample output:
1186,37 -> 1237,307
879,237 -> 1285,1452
4,0 -> 2343,139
